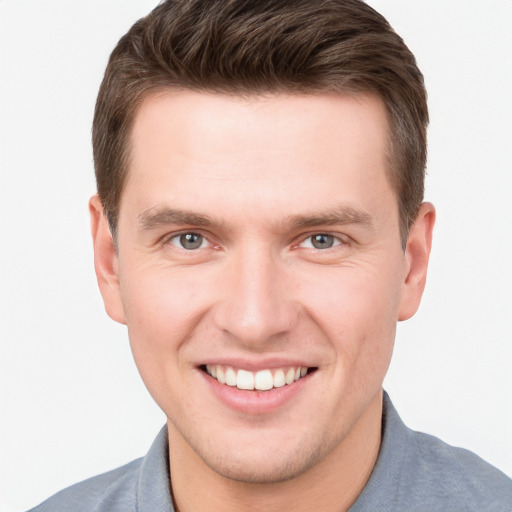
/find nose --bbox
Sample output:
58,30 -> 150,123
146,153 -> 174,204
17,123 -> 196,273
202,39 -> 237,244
213,245 -> 299,350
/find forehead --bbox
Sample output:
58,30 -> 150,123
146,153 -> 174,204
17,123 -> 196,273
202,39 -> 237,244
130,90 -> 390,162
122,91 -> 395,227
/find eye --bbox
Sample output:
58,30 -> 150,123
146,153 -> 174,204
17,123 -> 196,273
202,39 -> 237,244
300,233 -> 341,250
169,232 -> 207,250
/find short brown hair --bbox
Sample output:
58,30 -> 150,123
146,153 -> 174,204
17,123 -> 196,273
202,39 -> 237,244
93,0 -> 428,247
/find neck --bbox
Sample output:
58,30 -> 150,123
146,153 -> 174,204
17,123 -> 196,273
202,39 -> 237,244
168,390 -> 383,512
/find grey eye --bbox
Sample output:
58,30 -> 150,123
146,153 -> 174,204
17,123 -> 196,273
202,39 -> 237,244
176,233 -> 204,250
298,233 -> 341,250
310,234 -> 335,249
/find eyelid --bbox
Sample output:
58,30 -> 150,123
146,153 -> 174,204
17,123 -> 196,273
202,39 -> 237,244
161,229 -> 215,249
294,232 -> 348,249
171,233 -> 207,250
298,232 -> 343,252
159,229 -> 349,251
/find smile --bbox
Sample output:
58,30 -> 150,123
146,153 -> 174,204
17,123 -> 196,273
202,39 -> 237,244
204,364 -> 312,391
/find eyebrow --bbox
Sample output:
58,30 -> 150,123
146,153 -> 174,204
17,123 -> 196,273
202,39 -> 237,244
286,206 -> 374,230
138,207 -> 223,230
138,205 -> 374,232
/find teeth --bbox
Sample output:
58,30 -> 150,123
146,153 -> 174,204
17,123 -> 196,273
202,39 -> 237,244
225,367 -> 237,386
237,369 -> 254,390
205,365 -> 310,391
273,369 -> 285,388
255,370 -> 273,391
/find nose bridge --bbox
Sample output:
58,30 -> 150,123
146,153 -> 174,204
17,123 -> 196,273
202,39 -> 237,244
214,242 -> 297,347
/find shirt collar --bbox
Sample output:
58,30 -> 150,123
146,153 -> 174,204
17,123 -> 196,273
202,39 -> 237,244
137,424 -> 175,512
349,391 -> 410,511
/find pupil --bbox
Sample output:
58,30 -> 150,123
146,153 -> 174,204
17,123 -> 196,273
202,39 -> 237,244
180,233 -> 202,249
312,234 -> 333,249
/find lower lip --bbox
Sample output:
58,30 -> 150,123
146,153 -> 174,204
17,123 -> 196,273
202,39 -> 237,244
199,369 -> 313,414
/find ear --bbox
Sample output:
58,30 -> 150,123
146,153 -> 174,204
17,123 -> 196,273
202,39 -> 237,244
89,195 -> 126,324
398,202 -> 436,321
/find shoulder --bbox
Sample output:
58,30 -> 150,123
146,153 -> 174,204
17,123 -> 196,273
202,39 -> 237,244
407,429 -> 512,510
351,394 -> 512,512
27,425 -> 173,512
27,458 -> 143,512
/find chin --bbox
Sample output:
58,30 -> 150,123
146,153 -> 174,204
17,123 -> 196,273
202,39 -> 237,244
197,434 -> 329,484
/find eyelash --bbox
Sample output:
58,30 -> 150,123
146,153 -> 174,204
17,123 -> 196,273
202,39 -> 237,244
164,231 -> 210,250
297,233 -> 344,250
162,231 -> 347,252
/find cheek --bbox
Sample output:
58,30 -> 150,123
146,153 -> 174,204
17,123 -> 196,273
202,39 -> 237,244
118,264 -> 211,393
300,265 -> 401,359
121,262 -> 208,334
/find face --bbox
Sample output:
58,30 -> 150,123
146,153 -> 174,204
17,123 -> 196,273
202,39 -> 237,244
92,91 -> 432,484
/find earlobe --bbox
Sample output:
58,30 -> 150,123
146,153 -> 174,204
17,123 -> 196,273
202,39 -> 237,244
89,195 -> 126,325
398,202 -> 436,321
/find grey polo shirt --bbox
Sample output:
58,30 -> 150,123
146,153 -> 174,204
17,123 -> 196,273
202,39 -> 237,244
29,393 -> 512,511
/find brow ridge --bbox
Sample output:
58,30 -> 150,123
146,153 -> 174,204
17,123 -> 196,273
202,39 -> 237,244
138,207 -> 222,230
138,205 -> 373,232
287,206 -> 374,230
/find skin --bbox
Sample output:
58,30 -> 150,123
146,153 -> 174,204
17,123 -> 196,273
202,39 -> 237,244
90,91 -> 435,511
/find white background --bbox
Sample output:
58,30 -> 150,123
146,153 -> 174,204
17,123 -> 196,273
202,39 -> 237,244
1,1 -> 511,510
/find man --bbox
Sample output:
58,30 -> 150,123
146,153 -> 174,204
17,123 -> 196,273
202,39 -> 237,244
29,0 -> 512,511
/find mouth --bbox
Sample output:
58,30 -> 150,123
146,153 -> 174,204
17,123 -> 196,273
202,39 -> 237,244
201,364 -> 317,391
